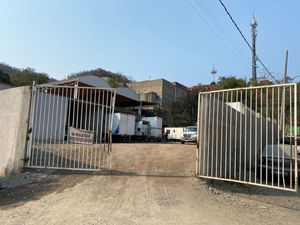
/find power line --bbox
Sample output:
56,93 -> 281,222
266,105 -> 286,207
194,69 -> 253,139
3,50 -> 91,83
195,0 -> 249,64
218,0 -> 279,83
186,0 -> 249,68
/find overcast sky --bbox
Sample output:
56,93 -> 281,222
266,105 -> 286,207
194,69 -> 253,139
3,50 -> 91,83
0,0 -> 299,86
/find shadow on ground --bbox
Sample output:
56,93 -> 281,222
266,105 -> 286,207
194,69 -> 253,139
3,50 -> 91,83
0,167 -> 195,209
203,178 -> 300,197
200,178 -> 300,211
0,168 -> 100,209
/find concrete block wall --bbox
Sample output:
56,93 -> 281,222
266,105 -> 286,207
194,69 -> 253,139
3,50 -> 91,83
138,92 -> 158,103
128,79 -> 188,108
128,79 -> 188,126
161,79 -> 175,108
127,79 -> 163,105
0,86 -> 31,177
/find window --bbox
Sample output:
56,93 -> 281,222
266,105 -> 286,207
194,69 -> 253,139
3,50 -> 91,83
186,127 -> 197,132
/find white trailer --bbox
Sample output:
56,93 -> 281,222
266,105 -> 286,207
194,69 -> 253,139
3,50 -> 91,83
164,127 -> 184,141
142,116 -> 162,138
150,128 -> 162,137
112,115 -> 163,142
112,113 -> 135,138
142,116 -> 162,129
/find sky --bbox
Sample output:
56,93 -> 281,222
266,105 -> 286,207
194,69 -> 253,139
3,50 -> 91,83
0,0 -> 299,87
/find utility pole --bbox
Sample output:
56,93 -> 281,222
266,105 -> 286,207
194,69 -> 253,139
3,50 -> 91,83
283,50 -> 288,83
279,50 -> 289,135
250,16 -> 257,83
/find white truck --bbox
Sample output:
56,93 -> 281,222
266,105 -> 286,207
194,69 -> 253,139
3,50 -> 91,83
142,116 -> 162,137
164,127 -> 184,141
180,126 -> 197,144
112,113 -> 162,142
135,120 -> 151,136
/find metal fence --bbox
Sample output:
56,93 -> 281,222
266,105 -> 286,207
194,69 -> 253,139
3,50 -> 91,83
26,85 -> 116,171
196,83 -> 298,192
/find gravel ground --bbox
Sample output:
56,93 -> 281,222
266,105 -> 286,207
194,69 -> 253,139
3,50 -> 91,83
0,143 -> 299,225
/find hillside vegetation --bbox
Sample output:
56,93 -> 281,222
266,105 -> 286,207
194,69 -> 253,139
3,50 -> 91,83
69,68 -> 134,88
0,63 -> 53,86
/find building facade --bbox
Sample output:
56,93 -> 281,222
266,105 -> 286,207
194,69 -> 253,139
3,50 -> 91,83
127,79 -> 188,109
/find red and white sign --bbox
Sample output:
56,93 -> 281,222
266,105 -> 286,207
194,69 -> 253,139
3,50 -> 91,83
69,127 -> 94,145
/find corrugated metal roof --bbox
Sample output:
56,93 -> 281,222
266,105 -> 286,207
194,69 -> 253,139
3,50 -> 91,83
44,75 -> 111,88
116,87 -> 140,102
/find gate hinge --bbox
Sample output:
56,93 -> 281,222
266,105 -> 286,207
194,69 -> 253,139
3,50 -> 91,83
27,127 -> 32,140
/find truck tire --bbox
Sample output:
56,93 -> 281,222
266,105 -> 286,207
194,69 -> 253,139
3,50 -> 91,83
181,141 -> 185,144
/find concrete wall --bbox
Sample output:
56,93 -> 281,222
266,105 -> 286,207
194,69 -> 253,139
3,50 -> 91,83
127,79 -> 163,105
174,85 -> 187,102
128,79 -> 188,109
128,79 -> 188,126
161,80 -> 174,108
138,92 -> 158,103
0,86 -> 31,177
172,82 -> 188,102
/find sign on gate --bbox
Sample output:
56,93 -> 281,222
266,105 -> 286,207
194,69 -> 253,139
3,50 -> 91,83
69,127 -> 94,145
197,83 -> 298,192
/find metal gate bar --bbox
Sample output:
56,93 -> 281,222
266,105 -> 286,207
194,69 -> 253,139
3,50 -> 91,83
26,85 -> 116,171
197,83 -> 298,192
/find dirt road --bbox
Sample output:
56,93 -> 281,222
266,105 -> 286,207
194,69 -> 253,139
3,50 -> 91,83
0,143 -> 299,225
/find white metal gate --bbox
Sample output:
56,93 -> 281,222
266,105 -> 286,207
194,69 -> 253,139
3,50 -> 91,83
26,84 -> 116,171
196,83 -> 298,192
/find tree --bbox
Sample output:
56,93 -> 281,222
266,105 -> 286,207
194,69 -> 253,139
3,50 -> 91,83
218,76 -> 247,89
0,69 -> 10,83
0,63 -> 20,75
68,68 -> 134,87
108,75 -> 126,88
170,90 -> 198,126
10,68 -> 50,86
